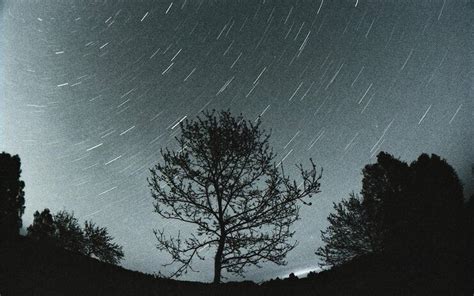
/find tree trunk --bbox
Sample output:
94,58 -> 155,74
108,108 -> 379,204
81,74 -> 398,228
213,238 -> 225,284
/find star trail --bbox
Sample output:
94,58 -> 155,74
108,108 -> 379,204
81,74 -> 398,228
2,0 -> 473,282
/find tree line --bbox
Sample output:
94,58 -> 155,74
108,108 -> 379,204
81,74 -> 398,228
316,152 -> 467,281
1,110 -> 473,286
0,152 -> 124,264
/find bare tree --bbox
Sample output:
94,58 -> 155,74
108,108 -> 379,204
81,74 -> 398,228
148,110 -> 322,283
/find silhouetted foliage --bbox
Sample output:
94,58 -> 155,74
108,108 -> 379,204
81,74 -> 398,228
27,209 -> 124,264
0,152 -> 25,240
83,220 -> 125,265
317,152 -> 465,275
315,193 -> 380,267
394,153 -> 464,270
26,208 -> 55,241
149,110 -> 322,283
287,272 -> 298,281
53,210 -> 86,252
466,194 -> 474,284
359,152 -> 410,250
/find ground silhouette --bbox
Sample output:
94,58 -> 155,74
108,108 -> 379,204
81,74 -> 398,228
1,149 -> 473,295
1,236 -> 472,295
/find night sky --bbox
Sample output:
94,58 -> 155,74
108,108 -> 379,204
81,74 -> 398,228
2,0 -> 473,282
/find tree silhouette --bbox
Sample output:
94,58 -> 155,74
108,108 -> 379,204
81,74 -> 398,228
26,208 -> 55,241
316,152 -> 408,267
83,221 -> 124,265
317,152 -> 464,274
400,154 -> 464,271
465,195 -> 474,285
315,193 -> 381,267
358,152 -> 412,252
27,209 -> 124,264
287,272 -> 298,281
0,152 -> 25,240
148,110 -> 322,283
53,210 -> 86,252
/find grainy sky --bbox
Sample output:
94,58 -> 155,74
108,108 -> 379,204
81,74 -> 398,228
1,0 -> 473,282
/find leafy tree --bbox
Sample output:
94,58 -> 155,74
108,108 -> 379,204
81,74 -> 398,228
317,152 -> 464,271
465,195 -> 474,283
27,209 -> 124,264
360,152 -> 410,249
402,154 -> 464,269
0,152 -> 26,240
316,152 -> 407,267
316,193 -> 381,267
287,272 -> 298,281
26,208 -> 55,241
53,210 -> 86,252
83,221 -> 124,265
149,110 -> 322,283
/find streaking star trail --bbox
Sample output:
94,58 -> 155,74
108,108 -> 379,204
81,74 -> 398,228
2,0 -> 472,282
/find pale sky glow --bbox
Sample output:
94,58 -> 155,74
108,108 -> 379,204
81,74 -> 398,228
2,0 -> 472,282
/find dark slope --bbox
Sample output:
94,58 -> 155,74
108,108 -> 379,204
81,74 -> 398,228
263,254 -> 472,296
0,237 -> 213,296
1,237 -> 472,296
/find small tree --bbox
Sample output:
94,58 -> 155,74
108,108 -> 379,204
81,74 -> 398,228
0,152 -> 26,240
54,210 -> 86,252
27,209 -> 124,264
27,208 -> 55,241
316,193 -> 381,267
149,110 -> 322,283
83,221 -> 124,265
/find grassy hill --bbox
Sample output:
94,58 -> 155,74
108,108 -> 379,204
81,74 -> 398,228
1,237 -> 472,295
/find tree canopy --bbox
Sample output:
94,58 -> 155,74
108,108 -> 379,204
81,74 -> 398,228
149,110 -> 322,283
27,209 -> 124,265
315,193 -> 381,267
317,152 -> 465,271
0,152 -> 25,240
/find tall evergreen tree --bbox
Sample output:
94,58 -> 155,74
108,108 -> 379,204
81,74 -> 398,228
0,152 -> 25,240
